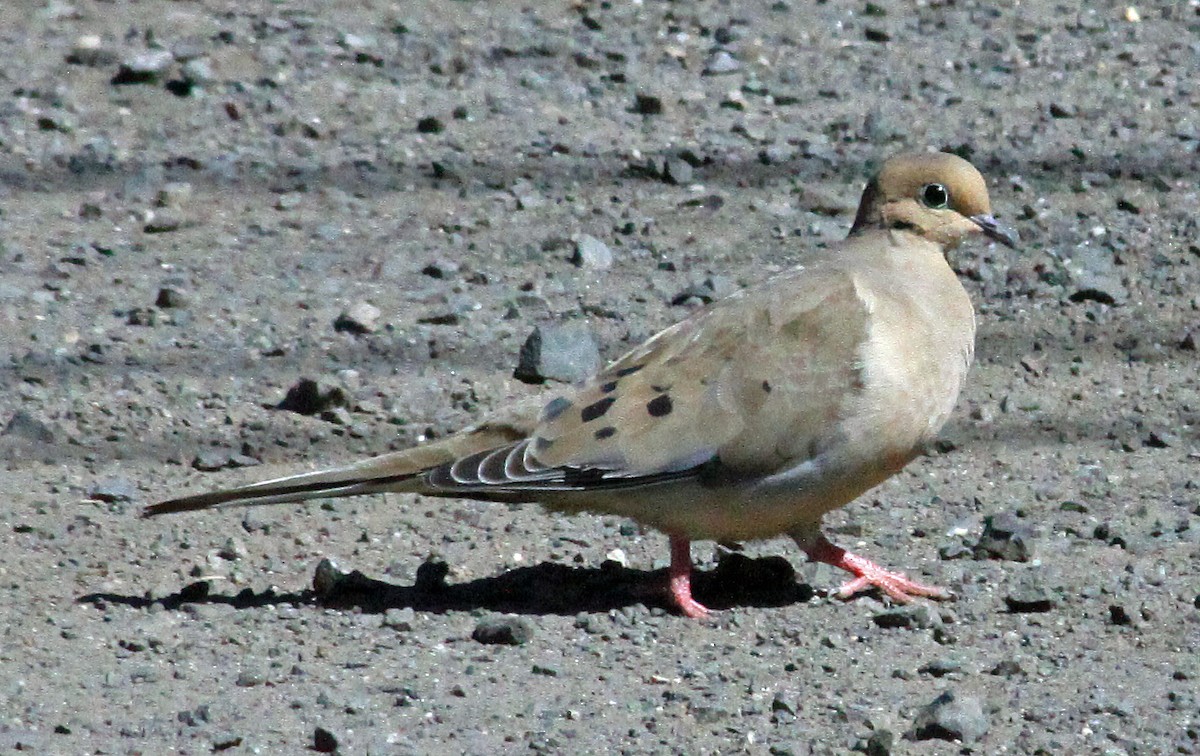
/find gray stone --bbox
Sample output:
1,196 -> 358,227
513,323 -> 601,385
89,478 -> 136,503
383,607 -> 416,631
2,411 -> 55,444
334,301 -> 382,334
114,49 -> 175,84
67,35 -> 119,67
973,511 -> 1034,561
1065,243 -> 1126,305
908,690 -> 989,743
570,234 -> 614,270
702,49 -> 741,75
1004,574 -> 1055,613
662,157 -> 693,185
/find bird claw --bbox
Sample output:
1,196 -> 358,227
833,570 -> 950,603
799,533 -> 950,604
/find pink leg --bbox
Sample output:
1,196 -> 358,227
668,534 -> 710,618
800,534 -> 950,603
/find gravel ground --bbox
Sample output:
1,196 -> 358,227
1,1 -> 1198,754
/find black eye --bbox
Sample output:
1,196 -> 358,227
921,183 -> 949,209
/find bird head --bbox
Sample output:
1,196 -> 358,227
850,152 -> 1018,250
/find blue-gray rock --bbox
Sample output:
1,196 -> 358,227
571,234 -> 614,270
974,511 -> 1034,561
1065,242 -> 1126,305
2,411 -> 55,444
513,323 -> 601,385
909,690 -> 989,743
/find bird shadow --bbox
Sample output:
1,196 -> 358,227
77,552 -> 815,617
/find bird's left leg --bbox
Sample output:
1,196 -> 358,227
790,528 -> 950,603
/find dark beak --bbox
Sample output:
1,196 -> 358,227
971,214 -> 1019,248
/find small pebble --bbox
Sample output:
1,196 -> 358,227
334,302 -> 382,334
313,727 -> 338,753
471,615 -> 533,646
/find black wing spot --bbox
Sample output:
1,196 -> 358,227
581,396 -> 616,423
614,365 -> 644,377
646,394 -> 673,417
762,380 -> 771,393
599,380 -> 619,394
650,383 -> 671,393
541,396 -> 573,422
593,426 -> 617,440
533,435 -> 555,453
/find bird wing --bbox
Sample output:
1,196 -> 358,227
428,263 -> 872,493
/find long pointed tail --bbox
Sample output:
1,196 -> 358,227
143,406 -> 542,517
142,454 -> 423,517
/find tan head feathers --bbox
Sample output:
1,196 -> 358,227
851,152 -> 1017,249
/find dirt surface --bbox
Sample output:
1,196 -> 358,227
1,1 -> 1198,753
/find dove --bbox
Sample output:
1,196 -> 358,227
145,151 -> 1016,619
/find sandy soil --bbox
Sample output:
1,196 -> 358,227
0,1 -> 1197,753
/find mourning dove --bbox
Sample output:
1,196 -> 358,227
146,152 -> 1016,619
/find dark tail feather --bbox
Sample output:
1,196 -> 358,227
142,468 -> 418,517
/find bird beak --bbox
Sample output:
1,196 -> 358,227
971,214 -> 1019,248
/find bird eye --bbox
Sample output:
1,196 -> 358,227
921,183 -> 949,209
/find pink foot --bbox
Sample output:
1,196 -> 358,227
668,534 -> 710,618
802,535 -> 950,603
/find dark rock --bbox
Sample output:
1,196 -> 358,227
864,27 -> 891,43
277,378 -> 349,415
908,690 -> 989,743
472,615 -> 533,646
313,727 -> 338,753
2,411 -> 55,444
1108,604 -> 1133,626
864,728 -> 894,756
513,323 -> 601,385
416,116 -> 444,133
632,93 -> 663,115
155,286 -> 189,309
974,512 -> 1033,561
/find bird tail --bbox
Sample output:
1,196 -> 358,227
142,450 -> 427,517
143,406 -> 541,518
